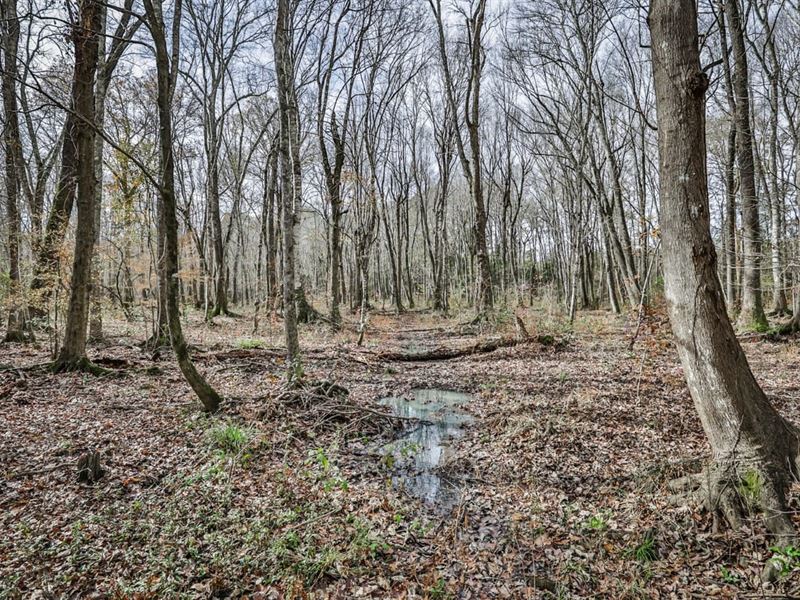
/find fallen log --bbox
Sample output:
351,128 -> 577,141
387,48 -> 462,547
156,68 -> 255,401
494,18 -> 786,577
377,334 -> 560,362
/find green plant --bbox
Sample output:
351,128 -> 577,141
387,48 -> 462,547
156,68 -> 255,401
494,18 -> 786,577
399,441 -> 420,458
428,578 -> 450,600
738,470 -> 763,509
236,338 -> 264,349
584,512 -> 608,532
349,519 -> 389,559
307,446 -> 348,492
209,423 -> 249,455
312,447 -> 330,472
720,566 -> 739,585
626,531 -> 657,563
768,545 -> 800,577
289,360 -> 305,384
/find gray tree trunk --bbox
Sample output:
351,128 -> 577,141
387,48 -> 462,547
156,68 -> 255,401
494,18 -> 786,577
650,0 -> 799,538
275,0 -> 301,377
55,0 -> 103,371
725,0 -> 768,331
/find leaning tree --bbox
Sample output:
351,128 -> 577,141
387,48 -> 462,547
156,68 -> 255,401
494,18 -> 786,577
650,0 -> 799,540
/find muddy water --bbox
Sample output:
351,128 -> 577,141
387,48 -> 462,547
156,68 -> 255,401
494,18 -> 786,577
379,389 -> 473,511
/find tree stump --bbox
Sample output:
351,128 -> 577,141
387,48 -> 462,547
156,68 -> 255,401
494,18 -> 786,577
76,451 -> 105,484
515,315 -> 530,340
295,285 -> 321,324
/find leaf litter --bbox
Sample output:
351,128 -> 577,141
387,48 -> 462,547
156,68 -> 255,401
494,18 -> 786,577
1,307 -> 800,598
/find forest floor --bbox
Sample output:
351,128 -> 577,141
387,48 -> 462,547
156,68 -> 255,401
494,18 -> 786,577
2,303 -> 800,598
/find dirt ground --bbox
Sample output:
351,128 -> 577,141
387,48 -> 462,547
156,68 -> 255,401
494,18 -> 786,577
2,305 -> 800,598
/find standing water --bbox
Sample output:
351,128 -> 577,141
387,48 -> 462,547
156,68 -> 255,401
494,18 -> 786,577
379,389 -> 473,511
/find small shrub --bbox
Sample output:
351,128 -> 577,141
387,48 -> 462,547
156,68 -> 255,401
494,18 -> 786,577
209,423 -> 249,455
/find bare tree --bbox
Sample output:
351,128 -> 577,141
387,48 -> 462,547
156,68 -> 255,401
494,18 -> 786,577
725,0 -> 768,331
274,0 -> 301,376
143,0 -> 222,411
650,0 -> 799,540
53,0 -> 103,371
429,0 -> 492,314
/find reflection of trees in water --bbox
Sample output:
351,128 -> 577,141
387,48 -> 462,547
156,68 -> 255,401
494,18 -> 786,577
381,389 -> 473,507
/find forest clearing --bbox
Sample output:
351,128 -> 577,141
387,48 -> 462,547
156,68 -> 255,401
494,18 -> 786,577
2,307 -> 800,598
4,0 -> 800,597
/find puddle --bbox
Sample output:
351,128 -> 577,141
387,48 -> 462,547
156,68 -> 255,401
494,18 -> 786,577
379,389 -> 473,511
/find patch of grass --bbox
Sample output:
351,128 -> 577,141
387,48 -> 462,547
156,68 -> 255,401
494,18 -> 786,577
626,531 -> 657,563
208,422 -> 250,455
738,318 -> 770,334
236,338 -> 265,349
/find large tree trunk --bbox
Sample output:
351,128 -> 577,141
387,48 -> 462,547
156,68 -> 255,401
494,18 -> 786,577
725,0 -> 768,331
275,0 -> 301,377
650,0 -> 799,538
54,0 -> 103,371
1,0 -> 30,342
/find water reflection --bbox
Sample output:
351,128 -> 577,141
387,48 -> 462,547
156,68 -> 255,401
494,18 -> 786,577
379,389 -> 473,510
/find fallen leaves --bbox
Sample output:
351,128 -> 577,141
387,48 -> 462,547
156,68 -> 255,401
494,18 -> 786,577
1,308 -> 800,597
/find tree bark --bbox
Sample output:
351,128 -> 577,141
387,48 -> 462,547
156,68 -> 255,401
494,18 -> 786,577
725,0 -> 768,331
650,0 -> 799,538
1,0 -> 30,342
54,0 -> 103,370
144,0 -> 221,412
275,0 -> 301,377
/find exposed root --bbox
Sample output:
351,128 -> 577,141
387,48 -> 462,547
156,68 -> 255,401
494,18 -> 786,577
3,328 -> 35,344
667,460 -> 798,543
51,356 -> 113,376
777,312 -> 800,335
141,333 -> 170,357
295,285 -> 322,324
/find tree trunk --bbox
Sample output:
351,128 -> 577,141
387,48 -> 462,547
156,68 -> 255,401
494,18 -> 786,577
725,0 -> 768,331
88,3 -> 108,342
144,0 -> 221,412
54,0 -> 103,371
275,0 -> 301,377
1,0 -> 30,342
650,0 -> 799,538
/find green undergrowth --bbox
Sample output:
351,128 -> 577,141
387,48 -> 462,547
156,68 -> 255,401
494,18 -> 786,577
7,417 -> 430,597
